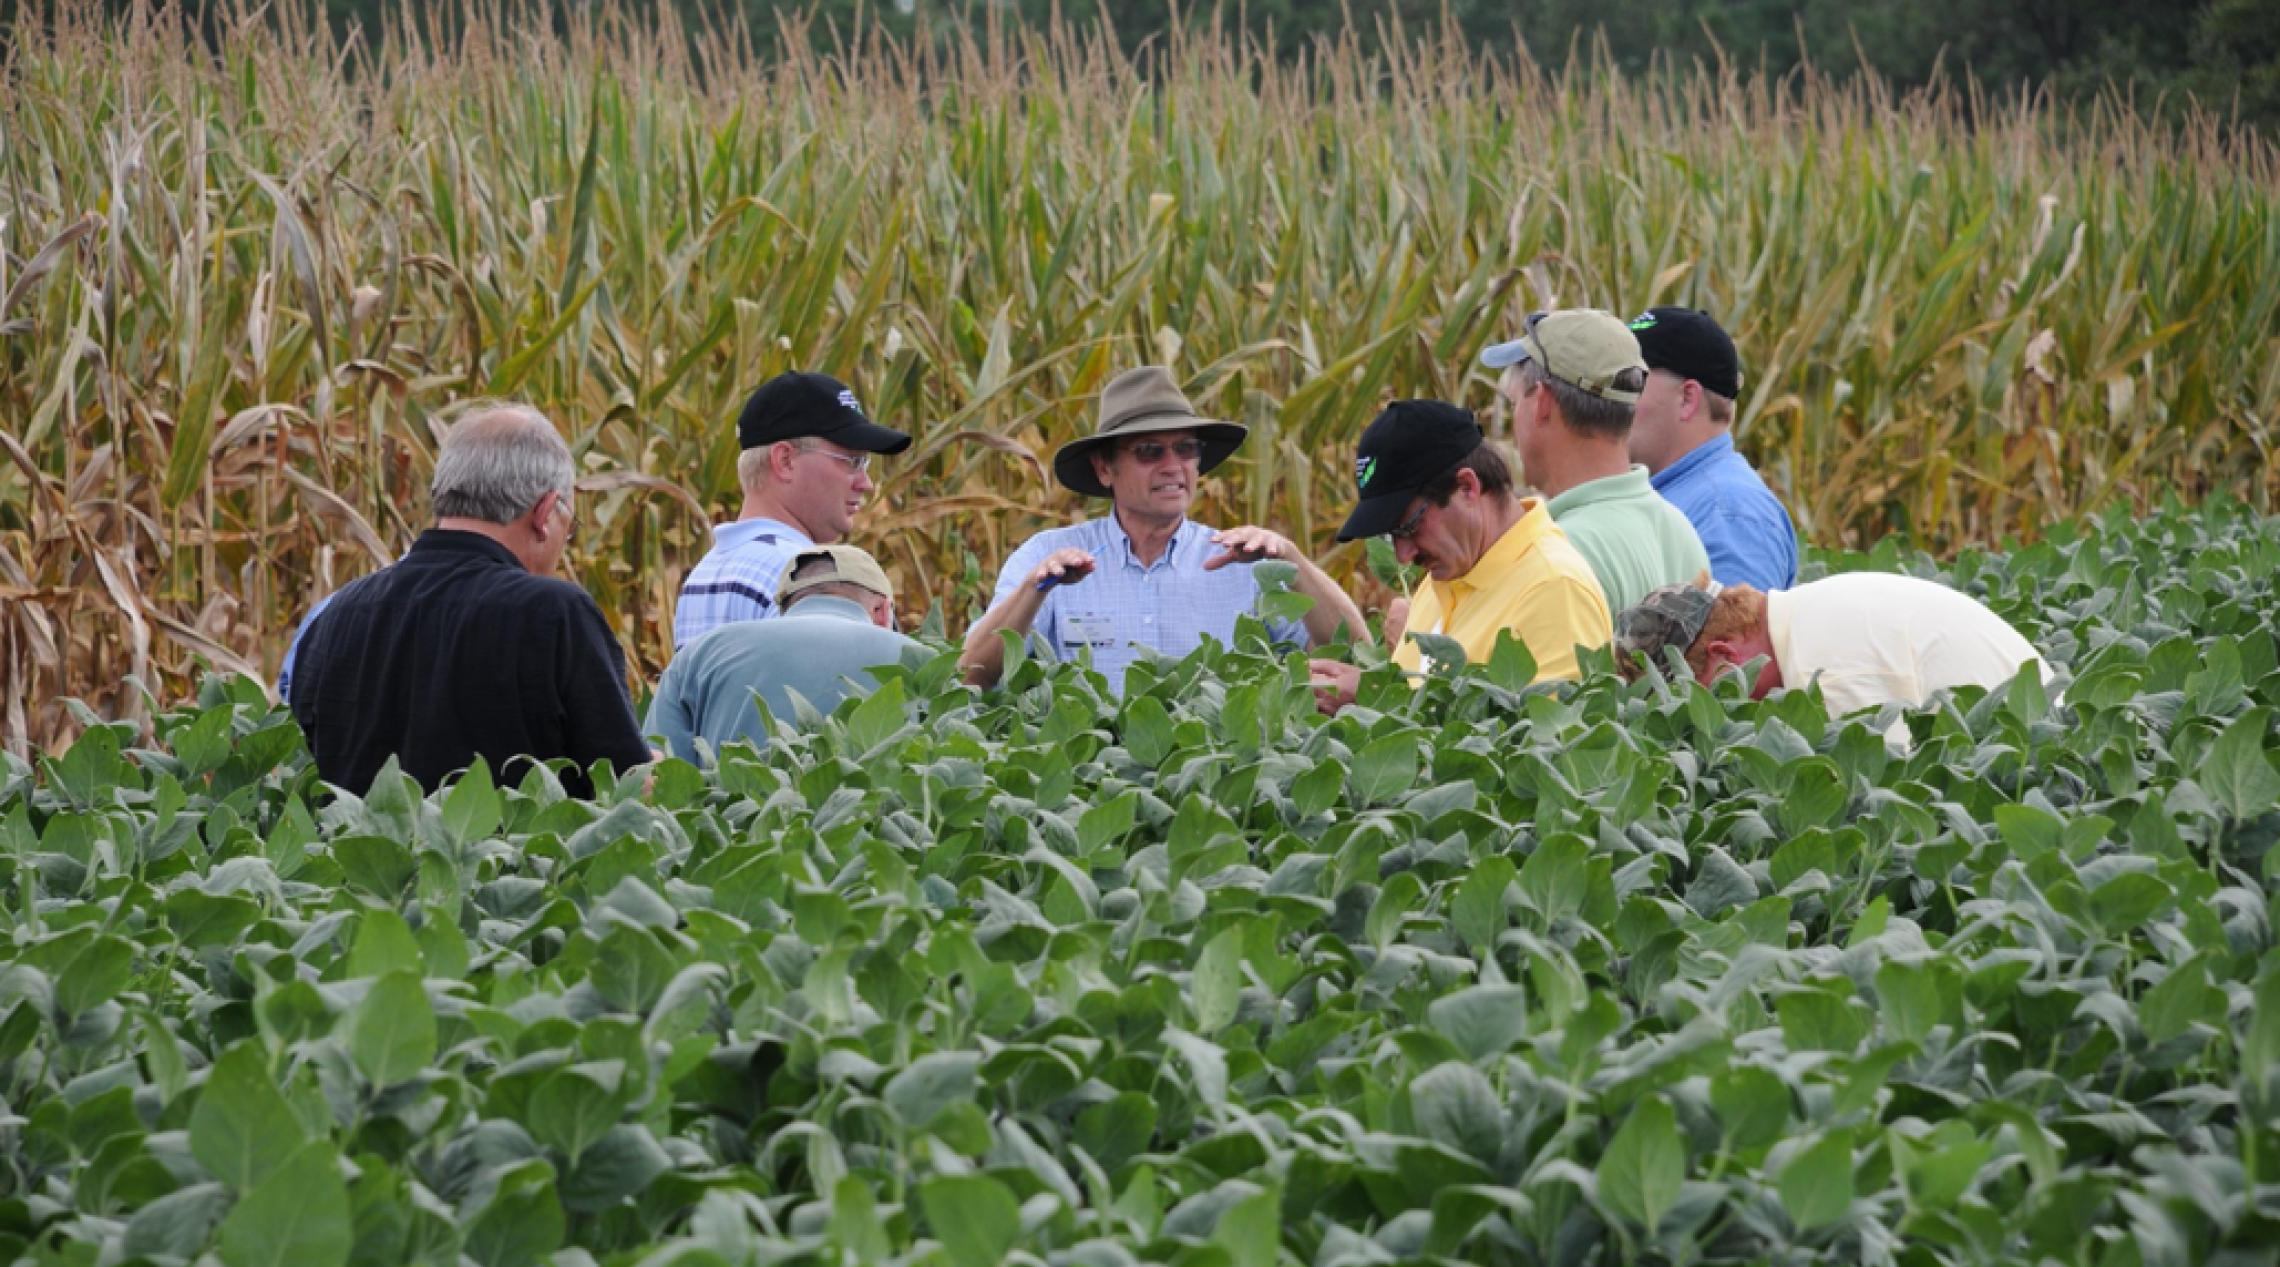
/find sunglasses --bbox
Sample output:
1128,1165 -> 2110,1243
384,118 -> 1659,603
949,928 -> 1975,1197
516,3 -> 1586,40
1388,499 -> 1431,540
1122,438 -> 1206,463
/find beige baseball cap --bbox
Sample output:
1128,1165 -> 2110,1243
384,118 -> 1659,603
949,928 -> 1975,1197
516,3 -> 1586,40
1479,309 -> 1649,404
776,544 -> 895,605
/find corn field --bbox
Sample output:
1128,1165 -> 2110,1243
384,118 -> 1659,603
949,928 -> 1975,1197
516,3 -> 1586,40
2,0 -> 2276,755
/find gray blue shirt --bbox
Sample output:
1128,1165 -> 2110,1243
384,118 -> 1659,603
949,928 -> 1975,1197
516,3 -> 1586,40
1649,433 -> 1799,591
990,516 -> 1305,694
643,594 -> 924,762
671,517 -> 814,648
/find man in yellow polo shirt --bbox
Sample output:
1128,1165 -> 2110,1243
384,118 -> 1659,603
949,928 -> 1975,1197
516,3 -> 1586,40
1309,400 -> 1610,711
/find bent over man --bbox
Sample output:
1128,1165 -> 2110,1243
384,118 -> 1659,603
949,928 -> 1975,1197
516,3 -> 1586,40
290,404 -> 649,797
647,545 -> 924,762
674,371 -> 913,647
960,366 -> 1365,693
1615,574 -> 2052,724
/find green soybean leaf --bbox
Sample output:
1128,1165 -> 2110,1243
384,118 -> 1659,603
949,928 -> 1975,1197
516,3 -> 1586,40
216,1140 -> 351,1267
346,909 -> 424,978
464,1159 -> 564,1267
1597,1096 -> 1683,1233
1779,1130 -> 1855,1231
190,1043 -> 307,1190
1189,927 -> 1245,1034
441,759 -> 502,847
1350,732 -> 1420,806
349,971 -> 436,1088
1425,984 -> 1529,1060
919,1174 -> 1021,1267
884,1050 -> 981,1131
2199,707 -> 2280,821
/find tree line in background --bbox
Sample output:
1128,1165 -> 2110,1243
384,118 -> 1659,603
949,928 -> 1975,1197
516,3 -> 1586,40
38,0 -> 2263,133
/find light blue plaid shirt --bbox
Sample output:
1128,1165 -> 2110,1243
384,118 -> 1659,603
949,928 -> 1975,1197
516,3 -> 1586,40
990,516 -> 1306,693
673,517 -> 814,648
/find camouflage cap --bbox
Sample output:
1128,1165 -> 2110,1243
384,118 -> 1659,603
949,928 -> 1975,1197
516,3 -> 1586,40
1614,583 -> 1720,672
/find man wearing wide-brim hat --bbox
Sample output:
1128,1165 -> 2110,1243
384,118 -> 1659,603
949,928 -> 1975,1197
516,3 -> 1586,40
960,366 -> 1366,692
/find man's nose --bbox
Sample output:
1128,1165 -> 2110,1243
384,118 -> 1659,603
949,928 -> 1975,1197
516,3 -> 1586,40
1394,538 -> 1419,565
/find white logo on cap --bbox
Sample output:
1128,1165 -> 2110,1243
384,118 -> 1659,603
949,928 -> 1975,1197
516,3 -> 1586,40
837,389 -> 865,418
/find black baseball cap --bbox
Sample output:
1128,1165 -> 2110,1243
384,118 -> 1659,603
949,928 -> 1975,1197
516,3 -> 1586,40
735,372 -> 913,454
1627,308 -> 1742,401
1336,400 -> 1483,542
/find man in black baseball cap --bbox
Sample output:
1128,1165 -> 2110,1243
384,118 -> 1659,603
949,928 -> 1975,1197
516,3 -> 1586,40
1310,399 -> 1610,712
1624,308 -> 1799,591
673,371 -> 912,647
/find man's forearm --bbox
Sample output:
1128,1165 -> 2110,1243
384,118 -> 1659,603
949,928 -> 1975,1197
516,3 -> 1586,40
958,590 -> 1046,688
1294,558 -> 1368,647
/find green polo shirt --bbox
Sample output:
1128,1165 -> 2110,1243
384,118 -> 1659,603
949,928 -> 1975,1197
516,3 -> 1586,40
1546,466 -> 1711,614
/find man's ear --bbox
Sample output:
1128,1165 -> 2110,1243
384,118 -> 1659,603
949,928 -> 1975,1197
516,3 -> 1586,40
1697,638 -> 1738,680
529,489 -> 562,540
1679,378 -> 1704,424
1452,466 -> 1482,501
769,440 -> 801,482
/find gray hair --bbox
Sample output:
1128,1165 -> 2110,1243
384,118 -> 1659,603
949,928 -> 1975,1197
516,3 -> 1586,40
430,403 -> 575,523
1511,361 -> 1641,440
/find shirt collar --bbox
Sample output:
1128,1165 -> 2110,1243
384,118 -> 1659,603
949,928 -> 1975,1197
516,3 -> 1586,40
1546,465 -> 1654,515
409,528 -> 522,569
1107,515 -> 1197,572
1443,499 -> 1553,598
1650,433 -> 1736,493
712,517 -> 811,551
783,594 -> 875,624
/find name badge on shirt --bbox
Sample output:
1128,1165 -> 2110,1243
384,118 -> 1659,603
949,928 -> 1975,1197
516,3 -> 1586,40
1061,613 -> 1119,650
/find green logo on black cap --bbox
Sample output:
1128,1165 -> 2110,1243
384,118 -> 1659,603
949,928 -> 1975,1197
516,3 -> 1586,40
1356,456 -> 1378,489
1629,312 -> 1657,331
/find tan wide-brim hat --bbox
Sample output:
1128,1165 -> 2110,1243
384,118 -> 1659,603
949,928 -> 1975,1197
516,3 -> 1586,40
1051,366 -> 1248,498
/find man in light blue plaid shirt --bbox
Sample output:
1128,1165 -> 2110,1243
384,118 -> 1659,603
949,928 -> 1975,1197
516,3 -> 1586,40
674,372 -> 912,648
960,366 -> 1366,694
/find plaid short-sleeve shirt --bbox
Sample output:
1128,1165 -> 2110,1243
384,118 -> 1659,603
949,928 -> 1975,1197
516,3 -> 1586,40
672,517 -> 814,648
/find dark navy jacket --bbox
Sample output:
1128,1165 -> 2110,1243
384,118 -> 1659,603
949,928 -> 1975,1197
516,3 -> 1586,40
289,529 -> 648,797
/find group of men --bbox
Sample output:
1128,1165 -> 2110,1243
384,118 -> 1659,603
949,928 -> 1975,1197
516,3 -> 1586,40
284,305 -> 2052,796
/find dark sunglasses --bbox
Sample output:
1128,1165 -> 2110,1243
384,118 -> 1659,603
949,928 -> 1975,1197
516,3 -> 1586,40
1388,500 -> 1431,540
1123,438 -> 1205,463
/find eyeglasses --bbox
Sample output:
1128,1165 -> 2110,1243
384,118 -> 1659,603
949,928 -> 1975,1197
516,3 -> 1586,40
1122,438 -> 1205,463
1388,499 -> 1432,540
794,443 -> 873,474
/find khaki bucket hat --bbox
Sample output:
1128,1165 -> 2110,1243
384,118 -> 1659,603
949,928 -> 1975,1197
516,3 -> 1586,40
1051,366 -> 1248,498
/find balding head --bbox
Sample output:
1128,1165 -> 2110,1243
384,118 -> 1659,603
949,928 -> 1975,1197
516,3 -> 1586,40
431,404 -> 575,524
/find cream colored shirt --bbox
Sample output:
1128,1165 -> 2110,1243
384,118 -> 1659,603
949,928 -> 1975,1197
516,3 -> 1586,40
1767,573 -> 2051,720
1393,499 -> 1612,682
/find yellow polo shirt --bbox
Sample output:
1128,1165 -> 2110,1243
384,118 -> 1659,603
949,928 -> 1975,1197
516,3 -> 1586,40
1392,499 -> 1612,682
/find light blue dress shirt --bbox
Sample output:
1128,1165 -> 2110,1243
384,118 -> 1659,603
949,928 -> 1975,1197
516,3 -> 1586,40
989,516 -> 1306,694
672,517 -> 814,648
276,592 -> 337,706
1649,433 -> 1800,591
